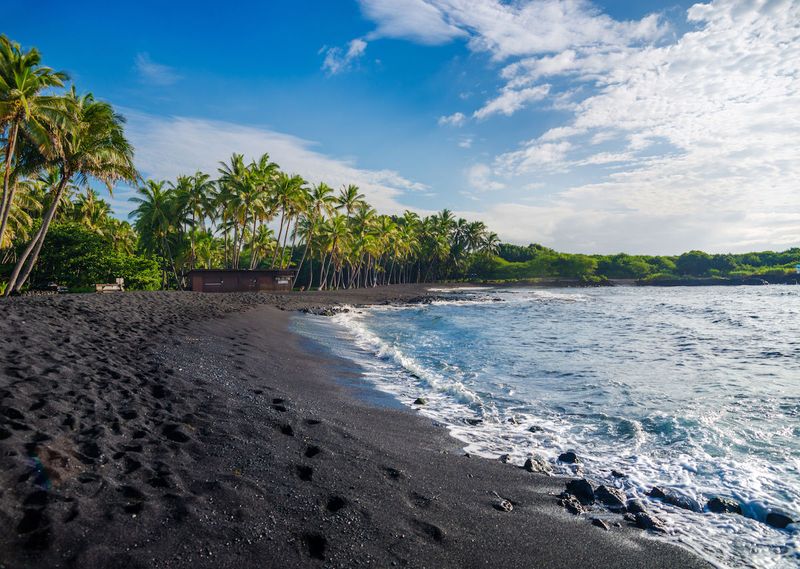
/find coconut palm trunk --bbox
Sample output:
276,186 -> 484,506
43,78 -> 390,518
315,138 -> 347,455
0,122 -> 20,246
6,171 -> 70,294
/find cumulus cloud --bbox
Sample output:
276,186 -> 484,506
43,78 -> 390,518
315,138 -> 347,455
135,53 -> 181,86
119,110 -> 426,216
321,38 -> 368,75
438,112 -> 466,126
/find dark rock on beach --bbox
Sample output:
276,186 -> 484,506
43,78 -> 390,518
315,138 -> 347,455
528,425 -> 544,433
635,512 -> 667,533
626,499 -> 647,514
592,518 -> 611,531
595,486 -> 627,511
558,493 -> 586,515
706,497 -> 742,515
413,397 -> 428,405
558,451 -> 581,464
566,479 -> 595,505
765,511 -> 795,529
648,487 -> 702,512
523,455 -> 552,475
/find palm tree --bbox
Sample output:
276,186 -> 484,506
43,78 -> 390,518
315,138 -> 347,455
246,154 -> 279,269
270,172 -> 305,268
129,180 -> 183,288
335,184 -> 365,217
6,89 -> 136,295
0,35 -> 68,250
294,182 -> 334,285
73,187 -> 111,235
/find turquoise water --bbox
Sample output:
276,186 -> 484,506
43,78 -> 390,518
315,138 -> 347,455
294,286 -> 800,568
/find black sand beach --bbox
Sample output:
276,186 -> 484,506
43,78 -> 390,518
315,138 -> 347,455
0,287 -> 712,568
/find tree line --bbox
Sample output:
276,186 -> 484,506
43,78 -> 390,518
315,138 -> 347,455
484,244 -> 800,282
0,35 -> 500,293
1,35 -> 797,294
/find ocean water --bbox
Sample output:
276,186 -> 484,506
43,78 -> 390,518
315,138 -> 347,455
292,286 -> 800,568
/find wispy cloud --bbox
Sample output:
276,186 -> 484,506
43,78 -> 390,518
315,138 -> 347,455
321,38 -> 368,75
473,84 -> 550,119
359,0 -> 465,45
134,53 -> 181,86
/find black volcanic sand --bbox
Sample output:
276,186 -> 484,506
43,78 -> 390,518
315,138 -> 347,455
0,287 -> 712,568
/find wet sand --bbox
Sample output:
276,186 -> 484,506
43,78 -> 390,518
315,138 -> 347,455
0,287 -> 712,568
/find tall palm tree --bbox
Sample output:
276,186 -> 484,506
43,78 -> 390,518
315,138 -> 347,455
6,89 -> 136,295
129,180 -> 183,287
270,172 -> 305,268
294,182 -> 334,284
246,154 -> 279,269
0,35 -> 68,249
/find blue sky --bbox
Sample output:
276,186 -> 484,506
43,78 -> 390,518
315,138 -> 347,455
6,0 -> 799,254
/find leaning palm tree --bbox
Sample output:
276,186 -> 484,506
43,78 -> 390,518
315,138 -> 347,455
0,35 -> 68,249
5,89 -> 136,294
0,175 -> 41,251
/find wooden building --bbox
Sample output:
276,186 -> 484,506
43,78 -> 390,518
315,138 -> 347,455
187,269 -> 296,292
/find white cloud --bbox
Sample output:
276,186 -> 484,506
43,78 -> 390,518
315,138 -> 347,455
473,84 -> 550,119
438,111 -> 466,126
444,0 -> 800,253
495,141 -> 572,175
458,136 -> 473,148
321,39 -> 368,75
359,0 -> 466,45
120,110 -> 427,216
466,163 -> 505,191
134,53 -> 181,86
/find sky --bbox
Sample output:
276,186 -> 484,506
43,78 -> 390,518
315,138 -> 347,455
6,0 -> 800,254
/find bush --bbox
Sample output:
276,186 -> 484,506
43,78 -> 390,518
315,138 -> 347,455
29,223 -> 161,291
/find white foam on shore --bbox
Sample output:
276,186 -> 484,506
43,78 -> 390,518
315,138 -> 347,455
294,293 -> 799,569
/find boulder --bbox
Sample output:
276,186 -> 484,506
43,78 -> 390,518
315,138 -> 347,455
595,485 -> 626,511
566,479 -> 595,505
528,425 -> 544,433
611,470 -> 626,479
523,455 -> 552,475
635,512 -> 667,533
413,397 -> 427,405
648,487 -> 702,512
765,511 -> 795,529
498,454 -> 511,464
558,493 -> 585,515
706,497 -> 742,515
626,499 -> 647,514
558,451 -> 580,464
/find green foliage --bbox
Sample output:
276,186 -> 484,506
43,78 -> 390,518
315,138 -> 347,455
29,223 -> 160,290
480,246 -> 800,282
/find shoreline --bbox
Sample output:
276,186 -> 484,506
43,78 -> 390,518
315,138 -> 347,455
0,287 -> 713,568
